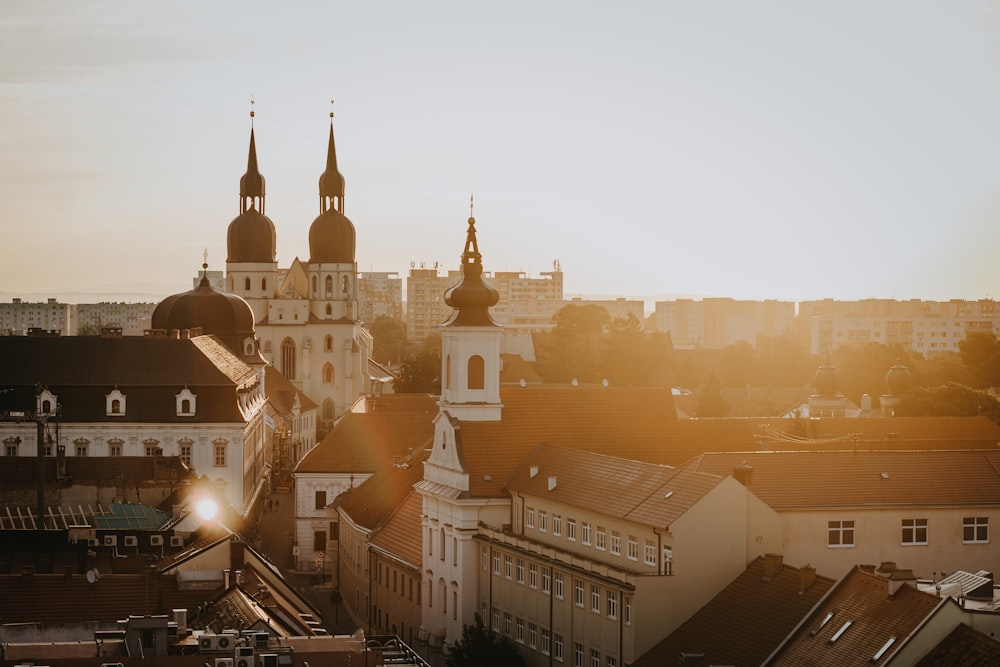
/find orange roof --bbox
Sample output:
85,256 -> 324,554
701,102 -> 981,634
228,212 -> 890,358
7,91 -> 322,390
633,556 -> 836,667
506,445 -> 723,528
499,353 -> 542,385
455,384 -> 682,496
335,448 -> 429,531
265,365 -> 318,414
770,566 -> 943,665
684,449 -> 1000,509
295,411 -> 435,474
915,621 -> 1000,665
370,490 -> 424,568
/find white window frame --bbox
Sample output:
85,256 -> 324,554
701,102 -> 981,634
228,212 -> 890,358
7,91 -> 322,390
963,516 -> 989,544
828,520 -> 855,548
901,518 -> 928,546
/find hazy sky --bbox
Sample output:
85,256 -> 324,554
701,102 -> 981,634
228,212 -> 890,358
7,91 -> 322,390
3,1 -> 1000,303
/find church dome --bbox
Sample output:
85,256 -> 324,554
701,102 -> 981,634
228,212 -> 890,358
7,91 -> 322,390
812,364 -> 840,397
308,209 -> 356,264
885,363 -> 913,396
227,208 -> 276,263
443,215 -> 500,327
152,272 -> 256,352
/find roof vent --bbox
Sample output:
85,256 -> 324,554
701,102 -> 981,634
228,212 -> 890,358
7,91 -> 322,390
880,472 -> 889,479
547,476 -> 557,491
529,466 -> 538,478
571,378 -> 578,387
519,378 -> 526,387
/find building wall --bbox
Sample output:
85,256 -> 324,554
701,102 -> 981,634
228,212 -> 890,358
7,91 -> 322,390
653,298 -> 795,349
779,506 -> 1000,580
337,511 -> 372,632
358,271 -> 403,323
0,298 -> 72,335
369,551 -> 422,646
294,472 -> 371,571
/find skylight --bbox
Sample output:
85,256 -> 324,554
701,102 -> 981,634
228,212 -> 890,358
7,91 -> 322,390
829,620 -> 853,644
810,611 -> 834,636
872,636 -> 896,662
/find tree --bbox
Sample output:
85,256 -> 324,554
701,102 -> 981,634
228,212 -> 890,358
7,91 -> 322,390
369,315 -> 408,366
893,382 -> 1000,424
446,614 -> 527,667
552,303 -> 611,336
394,334 -> 442,393
695,370 -> 730,418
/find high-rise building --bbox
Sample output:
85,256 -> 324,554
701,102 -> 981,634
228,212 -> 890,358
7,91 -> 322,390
654,298 -> 796,348
0,298 -> 71,335
358,271 -> 403,323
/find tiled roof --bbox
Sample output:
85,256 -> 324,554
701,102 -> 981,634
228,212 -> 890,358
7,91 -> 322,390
335,448 -> 429,530
769,566 -> 944,665
264,365 -> 319,414
369,490 -> 424,568
499,353 -> 542,385
294,410 -> 435,474
914,621 -> 1000,666
684,449 -> 1000,508
632,556 -> 836,667
455,385 -> 682,496
0,572 -> 216,624
505,445 -> 723,528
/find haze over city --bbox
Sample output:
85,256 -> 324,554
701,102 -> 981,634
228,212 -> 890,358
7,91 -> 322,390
4,1 -> 1000,303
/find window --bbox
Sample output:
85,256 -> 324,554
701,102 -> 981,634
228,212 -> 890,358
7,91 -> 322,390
516,558 -> 525,583
610,531 -> 621,555
607,590 -> 618,619
454,537 -> 458,565
262,278 -> 267,291
554,633 -> 563,661
516,617 -> 524,643
179,441 -> 192,465
595,527 -> 606,551
144,440 -> 160,456
529,563 -> 538,588
75,442 -> 88,457
503,612 -> 512,637
493,552 -> 501,575
322,399 -> 335,421
108,439 -> 123,457
325,275 -> 334,297
526,507 -> 535,529
663,546 -> 673,575
176,388 -> 196,416
624,595 -> 632,625
553,514 -> 562,536
627,536 -> 638,560
4,438 -> 17,456
468,355 -> 485,390
492,608 -> 499,631
482,549 -> 488,571
555,572 -> 564,598
541,628 -> 551,655
606,657 -> 617,667
324,335 -> 333,352
574,642 -> 584,667
504,554 -> 512,579
440,527 -> 446,561
591,649 -> 601,667
245,277 -> 251,292
539,511 -> 548,532
542,567 -> 551,593
901,518 -> 928,545
644,540 -> 656,565
213,441 -> 226,467
315,490 -> 328,510
591,585 -> 601,613
574,579 -> 584,607
106,389 -> 126,416
313,531 -> 326,551
964,517 -> 989,543
322,363 -> 334,384
828,520 -> 855,547
280,338 -> 296,380
567,519 -> 577,541
528,622 -> 537,648
582,522 -> 592,545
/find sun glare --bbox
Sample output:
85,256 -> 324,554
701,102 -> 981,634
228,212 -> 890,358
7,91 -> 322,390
194,497 -> 219,521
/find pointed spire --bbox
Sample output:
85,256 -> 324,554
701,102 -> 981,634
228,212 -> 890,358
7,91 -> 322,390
443,199 -> 499,326
240,98 -> 265,213
319,99 -> 346,214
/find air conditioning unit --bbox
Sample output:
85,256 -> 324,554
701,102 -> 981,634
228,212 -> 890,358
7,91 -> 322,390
103,535 -> 117,547
170,535 -> 184,548
236,658 -> 251,667
259,654 -> 278,667
253,632 -> 269,650
216,634 -> 233,651
150,535 -> 164,546
199,635 -> 221,652
88,538 -> 100,546
214,659 -> 234,667
123,535 -> 138,547
235,646 -> 253,667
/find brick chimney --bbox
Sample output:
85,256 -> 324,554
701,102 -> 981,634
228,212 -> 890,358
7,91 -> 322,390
733,464 -> 753,488
876,561 -> 897,577
799,565 -> 816,593
763,553 -> 783,579
887,569 -> 916,596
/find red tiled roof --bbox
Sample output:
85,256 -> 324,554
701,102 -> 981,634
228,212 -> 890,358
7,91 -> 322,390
369,490 -> 424,568
455,385 -> 682,496
295,412 -> 435,474
265,365 -> 318,414
505,445 -> 723,528
499,353 -> 542,385
770,566 -> 944,665
335,448 -> 429,530
633,556 -> 836,667
915,620 -> 1000,666
684,449 -> 1000,508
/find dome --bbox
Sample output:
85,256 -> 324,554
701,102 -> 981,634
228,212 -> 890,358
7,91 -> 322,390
443,216 -> 500,327
152,275 -> 256,354
812,364 -> 840,397
227,208 -> 276,263
885,363 -> 913,396
308,209 -> 356,264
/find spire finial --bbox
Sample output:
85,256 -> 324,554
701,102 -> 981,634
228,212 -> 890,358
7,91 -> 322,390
469,194 -> 475,221
203,248 -> 208,269
330,98 -> 335,119
250,96 -> 255,127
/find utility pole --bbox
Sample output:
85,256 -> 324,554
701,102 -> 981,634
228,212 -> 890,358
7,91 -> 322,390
0,385 -> 58,529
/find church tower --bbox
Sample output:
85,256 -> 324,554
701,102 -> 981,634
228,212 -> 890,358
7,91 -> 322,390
225,103 -> 278,324
438,202 -> 503,421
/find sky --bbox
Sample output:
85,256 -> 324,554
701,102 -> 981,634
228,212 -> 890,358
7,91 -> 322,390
3,1 -> 1000,305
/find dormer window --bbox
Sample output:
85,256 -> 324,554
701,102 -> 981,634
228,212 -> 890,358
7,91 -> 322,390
106,389 -> 126,417
37,389 -> 58,416
176,388 -> 196,416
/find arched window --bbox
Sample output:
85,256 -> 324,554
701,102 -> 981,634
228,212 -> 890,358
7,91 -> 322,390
281,338 -> 296,380
42,400 -> 51,414
445,355 -> 452,390
325,275 -> 333,297
111,399 -> 121,413
181,399 -> 190,412
322,399 -> 335,421
312,275 -> 318,295
324,335 -> 333,352
323,363 -> 334,384
325,304 -> 332,317
468,355 -> 485,390
341,275 -> 350,293
261,278 -> 267,291
244,277 -> 251,292
228,276 -> 234,291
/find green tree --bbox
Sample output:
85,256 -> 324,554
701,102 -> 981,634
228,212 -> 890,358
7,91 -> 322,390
394,334 -> 442,393
552,304 -> 611,336
695,370 -> 730,418
446,614 -> 527,667
369,315 -> 408,366
893,382 -> 1000,424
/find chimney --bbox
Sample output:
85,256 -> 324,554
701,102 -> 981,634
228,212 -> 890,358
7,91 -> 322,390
799,565 -> 816,593
173,608 -> 187,635
876,561 -> 897,578
223,568 -> 231,588
887,569 -> 916,596
763,553 -> 783,579
733,464 -> 753,488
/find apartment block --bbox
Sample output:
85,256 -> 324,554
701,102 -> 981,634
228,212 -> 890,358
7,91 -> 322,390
0,298 -> 72,335
653,298 -> 795,348
359,271 -> 404,324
